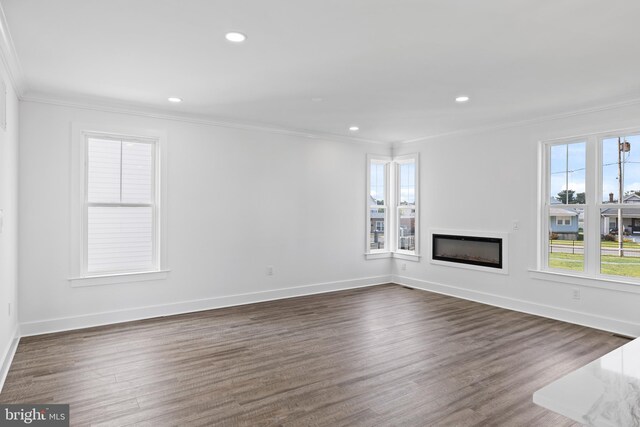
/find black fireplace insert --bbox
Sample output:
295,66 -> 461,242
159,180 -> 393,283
432,234 -> 502,269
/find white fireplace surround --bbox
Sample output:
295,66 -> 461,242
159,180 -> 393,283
430,229 -> 509,275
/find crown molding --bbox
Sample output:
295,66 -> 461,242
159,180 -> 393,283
21,93 -> 388,146
393,96 -> 640,148
0,3 -> 25,96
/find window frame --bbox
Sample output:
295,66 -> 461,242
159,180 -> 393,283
366,154 -> 391,256
394,154 -> 419,257
539,128 -> 640,286
69,124 -> 169,286
541,138 -> 589,275
365,153 -> 420,261
83,134 -> 159,276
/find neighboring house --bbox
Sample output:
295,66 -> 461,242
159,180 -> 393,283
369,195 -> 385,230
549,207 -> 580,240
601,193 -> 640,235
370,195 -> 385,249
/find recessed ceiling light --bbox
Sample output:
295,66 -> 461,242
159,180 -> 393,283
349,126 -> 359,132
455,96 -> 470,103
168,97 -> 182,103
225,32 -> 247,43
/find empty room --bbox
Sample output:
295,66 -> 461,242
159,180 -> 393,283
1,1 -> 639,426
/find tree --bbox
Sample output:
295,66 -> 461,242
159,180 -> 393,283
556,190 -> 576,204
556,190 -> 585,204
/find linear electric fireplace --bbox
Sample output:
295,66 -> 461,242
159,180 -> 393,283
432,233 -> 503,269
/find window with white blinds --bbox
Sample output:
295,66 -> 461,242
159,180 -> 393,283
85,136 -> 157,275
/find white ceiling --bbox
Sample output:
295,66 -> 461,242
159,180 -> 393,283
3,0 -> 640,143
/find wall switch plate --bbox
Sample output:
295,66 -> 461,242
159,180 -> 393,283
266,266 -> 274,276
512,220 -> 519,231
0,209 -> 3,234
8,302 -> 10,317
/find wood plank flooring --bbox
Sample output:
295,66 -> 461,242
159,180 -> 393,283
0,284 -> 628,426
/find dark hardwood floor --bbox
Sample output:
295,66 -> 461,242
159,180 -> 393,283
0,284 -> 627,426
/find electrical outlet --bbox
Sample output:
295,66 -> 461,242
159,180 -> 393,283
266,266 -> 274,276
512,220 -> 519,231
401,263 -> 407,271
571,288 -> 581,301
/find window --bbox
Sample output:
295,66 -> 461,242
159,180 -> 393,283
542,131 -> 640,281
70,126 -> 167,285
395,155 -> 418,254
367,155 -> 389,252
86,136 -> 157,274
366,153 -> 419,259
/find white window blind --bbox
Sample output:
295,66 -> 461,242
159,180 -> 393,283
86,137 -> 156,274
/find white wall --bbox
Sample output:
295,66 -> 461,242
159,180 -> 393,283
0,69 -> 19,381
393,102 -> 640,337
18,101 -> 391,335
18,96 -> 640,339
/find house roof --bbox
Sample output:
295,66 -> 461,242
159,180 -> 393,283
601,193 -> 640,216
549,207 -> 578,217
601,208 -> 640,218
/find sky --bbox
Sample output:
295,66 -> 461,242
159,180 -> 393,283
550,134 -> 640,203
370,161 -> 416,205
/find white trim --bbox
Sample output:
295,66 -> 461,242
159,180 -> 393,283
540,130 -> 640,284
429,228 -> 509,275
366,154 -> 391,254
22,95 -> 385,146
0,325 -> 20,393
393,153 -> 419,256
394,96 -> 640,146
393,275 -> 640,338
529,269 -> 640,294
70,124 -> 169,282
364,252 -> 392,260
0,3 -> 25,96
19,275 -> 393,337
392,252 -> 420,262
69,270 -> 171,287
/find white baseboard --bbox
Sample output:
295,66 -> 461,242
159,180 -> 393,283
20,275 -> 393,337
0,325 -> 20,393
393,274 -> 640,338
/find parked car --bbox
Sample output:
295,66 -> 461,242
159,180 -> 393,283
609,227 -> 631,236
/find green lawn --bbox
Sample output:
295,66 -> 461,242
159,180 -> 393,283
549,252 -> 640,277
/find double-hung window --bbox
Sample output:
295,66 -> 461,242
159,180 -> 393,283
544,140 -> 586,272
69,126 -> 167,285
366,153 -> 419,259
542,131 -> 640,282
395,155 -> 418,255
85,135 -> 158,275
367,155 -> 390,253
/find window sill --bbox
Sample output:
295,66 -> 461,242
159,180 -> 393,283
365,252 -> 421,261
69,270 -> 170,287
392,252 -> 421,262
528,269 -> 640,294
365,252 -> 392,260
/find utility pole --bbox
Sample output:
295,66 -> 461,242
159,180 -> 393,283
618,137 -> 631,257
